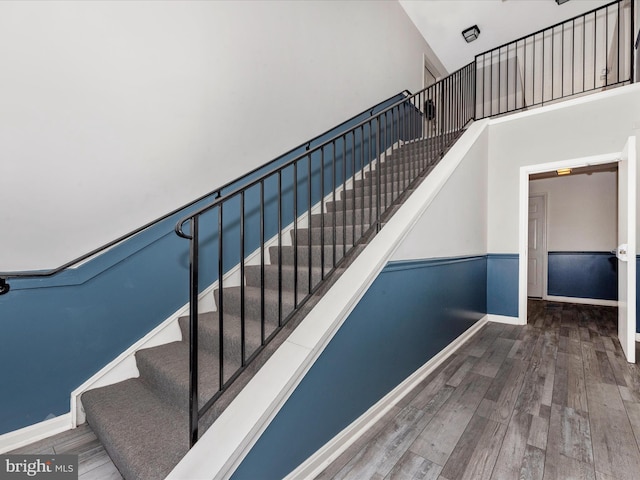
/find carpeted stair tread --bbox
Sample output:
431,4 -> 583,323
135,340 -> 239,411
82,378 -> 187,480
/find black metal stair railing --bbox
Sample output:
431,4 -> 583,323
174,62 -> 476,446
475,0 -> 634,119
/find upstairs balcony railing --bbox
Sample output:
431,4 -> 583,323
476,0 -> 634,118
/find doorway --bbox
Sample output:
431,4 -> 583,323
518,143 -> 637,362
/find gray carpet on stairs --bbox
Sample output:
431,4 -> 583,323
80,134 -> 459,479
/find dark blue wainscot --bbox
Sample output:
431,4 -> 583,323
547,252 -> 617,301
486,254 -> 519,318
231,256 -> 487,479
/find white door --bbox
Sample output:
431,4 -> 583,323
618,136 -> 637,363
528,195 -> 546,298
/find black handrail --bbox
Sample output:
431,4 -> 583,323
0,89 -> 412,285
174,63 -> 474,238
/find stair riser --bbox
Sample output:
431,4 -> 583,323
292,225 -> 366,246
245,264 -> 324,294
177,314 -> 263,359
310,208 -> 379,227
341,184 -> 415,199
269,245 -> 348,269
135,344 -> 231,412
214,288 -> 296,327
326,193 -> 401,212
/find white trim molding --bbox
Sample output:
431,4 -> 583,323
545,295 -> 618,307
488,314 -> 525,325
0,414 -> 72,454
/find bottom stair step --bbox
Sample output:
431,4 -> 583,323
82,378 -> 187,480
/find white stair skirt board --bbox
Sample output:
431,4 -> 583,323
488,314 -> 525,325
68,141 -> 403,428
544,295 -> 618,308
166,120 -> 490,480
284,316 -> 488,480
0,414 -> 72,454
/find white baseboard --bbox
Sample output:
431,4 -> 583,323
283,315 -> 489,480
544,295 -> 618,307
487,314 -> 524,325
635,333 -> 640,343
0,414 -> 72,454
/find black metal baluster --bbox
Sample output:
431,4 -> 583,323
368,122 -> 373,230
189,216 -> 199,447
277,171 -> 282,327
240,191 -> 245,367
560,23 -> 564,97
307,154 -> 312,295
351,131 -> 356,247
217,204 -> 224,390
551,27 -> 555,100
617,2 -> 620,84
259,181 -> 265,344
542,31 -> 546,105
630,0 -> 635,83
605,5 -> 609,87
320,147 -> 325,281
293,162 -> 298,309
594,11 -> 597,89
360,126 -> 365,238
582,16 -> 586,92
332,141 -> 337,267
376,117 -> 381,231
342,135 -> 347,259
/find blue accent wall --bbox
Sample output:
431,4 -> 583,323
0,93 -> 422,436
231,256 -> 486,480
487,254 -> 519,317
547,252 -> 617,300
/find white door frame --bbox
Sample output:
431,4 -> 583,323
518,152 -> 621,325
527,193 -> 548,299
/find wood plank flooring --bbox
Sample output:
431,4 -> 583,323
8,423 -> 121,479
318,300 -> 640,480
9,300 -> 640,480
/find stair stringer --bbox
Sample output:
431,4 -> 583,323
165,119 -> 490,480
69,141 -> 403,428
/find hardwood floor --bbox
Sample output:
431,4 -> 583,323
9,300 -> 640,479
317,300 -> 640,480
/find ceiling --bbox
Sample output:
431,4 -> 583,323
399,0 -> 612,74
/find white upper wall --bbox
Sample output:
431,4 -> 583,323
529,171 -> 617,252
391,127 -> 489,261
487,84 -> 640,253
0,0 -> 442,271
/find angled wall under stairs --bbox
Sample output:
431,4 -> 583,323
81,133 -> 459,479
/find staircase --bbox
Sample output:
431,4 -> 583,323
80,131 -> 463,479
